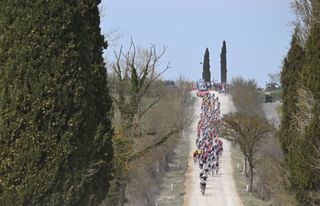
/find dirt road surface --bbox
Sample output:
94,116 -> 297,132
183,92 -> 243,206
262,102 -> 281,128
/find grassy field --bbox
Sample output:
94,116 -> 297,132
230,144 -> 270,206
155,131 -> 190,206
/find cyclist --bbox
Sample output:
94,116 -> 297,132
215,160 -> 220,175
200,179 -> 206,196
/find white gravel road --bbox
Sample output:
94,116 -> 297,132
183,92 -> 243,206
262,102 -> 281,128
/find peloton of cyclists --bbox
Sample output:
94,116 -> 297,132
194,93 -> 224,196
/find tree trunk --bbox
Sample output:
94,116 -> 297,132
243,156 -> 248,175
248,161 -> 254,192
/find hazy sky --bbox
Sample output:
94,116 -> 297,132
100,0 -> 294,87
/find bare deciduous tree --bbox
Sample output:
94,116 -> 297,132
268,73 -> 281,88
110,40 -> 170,128
229,77 -> 262,116
222,113 -> 274,192
104,41 -> 194,206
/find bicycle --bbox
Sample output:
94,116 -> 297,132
200,183 -> 206,196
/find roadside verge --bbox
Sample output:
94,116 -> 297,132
155,131 -> 190,206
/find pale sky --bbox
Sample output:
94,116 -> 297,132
100,0 -> 295,87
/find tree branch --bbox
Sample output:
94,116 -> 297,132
129,128 -> 179,161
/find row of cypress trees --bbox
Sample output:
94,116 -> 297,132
201,41 -> 227,84
0,1 -> 113,205
280,1 -> 320,204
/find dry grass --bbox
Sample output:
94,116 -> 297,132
230,144 -> 270,206
155,132 -> 189,206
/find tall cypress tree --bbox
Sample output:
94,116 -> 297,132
302,2 -> 320,99
279,30 -> 305,154
220,41 -> 227,84
202,48 -> 211,83
0,1 -> 113,205
279,30 -> 308,203
293,1 -> 320,203
281,2 -> 320,204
